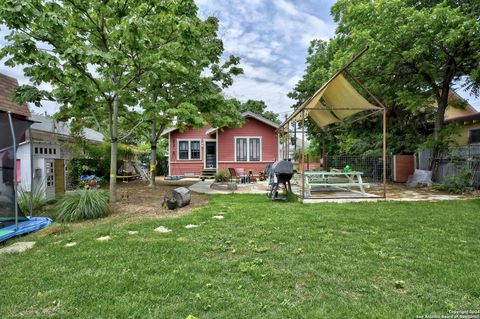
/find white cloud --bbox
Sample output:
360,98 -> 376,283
0,2 -> 339,116
223,76 -> 295,115
197,0 -> 337,114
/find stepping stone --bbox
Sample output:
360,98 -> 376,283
0,241 -> 35,254
128,231 -> 138,235
65,242 -> 77,247
154,226 -> 171,233
96,236 -> 111,241
185,224 -> 199,229
212,215 -> 224,220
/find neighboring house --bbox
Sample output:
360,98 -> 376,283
162,111 -> 280,177
444,90 -> 480,146
17,113 -> 104,200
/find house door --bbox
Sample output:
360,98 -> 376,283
205,141 -> 216,168
54,159 -> 65,195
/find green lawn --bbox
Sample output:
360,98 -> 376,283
1,195 -> 479,318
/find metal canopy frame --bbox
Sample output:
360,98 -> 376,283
278,47 -> 388,200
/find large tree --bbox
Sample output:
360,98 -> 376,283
0,0 -> 238,200
331,0 -> 480,139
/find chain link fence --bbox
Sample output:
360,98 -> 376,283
324,155 -> 392,182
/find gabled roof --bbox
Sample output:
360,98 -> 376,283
0,73 -> 31,117
448,90 -> 477,114
30,113 -> 104,142
160,111 -> 279,136
240,111 -> 280,129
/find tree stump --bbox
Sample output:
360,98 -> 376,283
171,187 -> 191,208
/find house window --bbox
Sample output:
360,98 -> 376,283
190,141 -> 201,159
177,140 -> 201,160
249,138 -> 261,161
236,138 -> 248,161
236,137 -> 261,162
179,141 -> 189,160
469,128 -> 480,144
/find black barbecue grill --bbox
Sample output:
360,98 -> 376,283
267,160 -> 293,200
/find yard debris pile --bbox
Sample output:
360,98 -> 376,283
407,169 -> 433,187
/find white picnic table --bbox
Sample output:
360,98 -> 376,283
301,170 -> 369,194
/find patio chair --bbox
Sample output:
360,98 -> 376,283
228,168 -> 249,184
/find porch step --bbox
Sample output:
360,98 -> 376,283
200,168 -> 216,180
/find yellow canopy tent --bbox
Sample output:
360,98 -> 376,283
279,47 -> 387,199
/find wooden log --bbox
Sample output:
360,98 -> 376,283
171,187 -> 191,208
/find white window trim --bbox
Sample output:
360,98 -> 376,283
177,139 -> 202,160
468,128 -> 480,145
234,136 -> 262,162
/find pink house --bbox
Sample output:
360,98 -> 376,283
162,111 -> 280,177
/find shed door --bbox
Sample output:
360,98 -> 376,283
45,159 -> 55,200
54,159 -> 65,195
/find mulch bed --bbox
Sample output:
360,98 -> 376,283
109,180 -> 208,221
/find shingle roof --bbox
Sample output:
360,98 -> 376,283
30,113 -> 104,142
161,111 -> 279,136
0,73 -> 30,117
241,111 -> 280,128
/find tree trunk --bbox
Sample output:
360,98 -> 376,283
429,91 -> 449,172
149,144 -> 157,187
148,120 -> 157,187
109,97 -> 119,203
434,98 -> 448,140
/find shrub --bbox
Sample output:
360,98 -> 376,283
56,190 -> 110,222
214,169 -> 231,182
433,163 -> 474,194
17,182 -> 46,214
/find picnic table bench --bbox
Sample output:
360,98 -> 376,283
302,171 -> 370,194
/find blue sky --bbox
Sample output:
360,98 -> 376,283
196,0 -> 338,116
1,0 -> 479,115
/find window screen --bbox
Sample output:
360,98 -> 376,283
236,138 -> 248,161
249,138 -> 260,161
190,141 -> 200,159
469,129 -> 480,144
179,141 -> 189,159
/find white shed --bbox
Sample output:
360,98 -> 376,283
17,114 -> 104,200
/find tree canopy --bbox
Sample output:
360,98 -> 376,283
289,0 -> 480,156
0,0 -> 243,198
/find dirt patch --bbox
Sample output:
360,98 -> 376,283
110,180 -> 208,222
